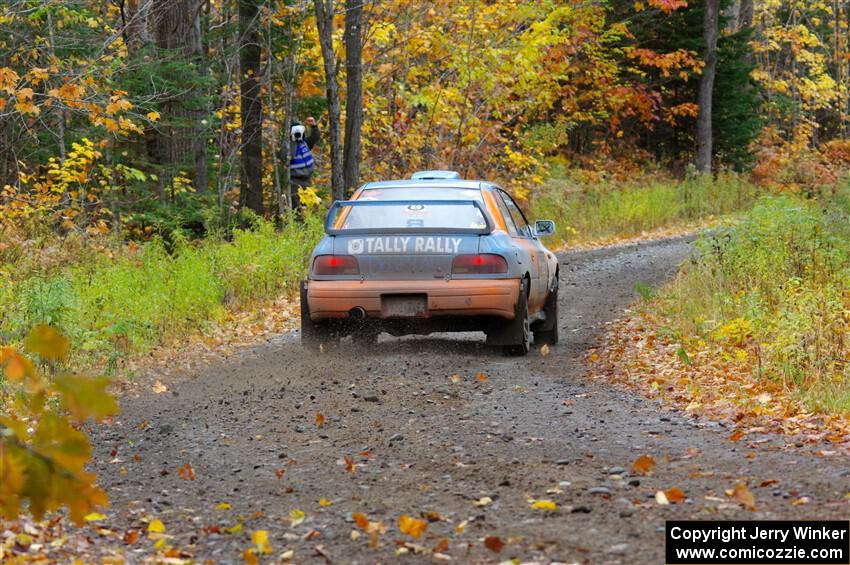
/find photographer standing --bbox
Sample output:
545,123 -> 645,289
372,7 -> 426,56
286,116 -> 320,211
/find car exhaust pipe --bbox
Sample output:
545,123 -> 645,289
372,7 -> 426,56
349,306 -> 367,320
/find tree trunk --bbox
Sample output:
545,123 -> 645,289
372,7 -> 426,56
151,0 -> 208,194
239,0 -> 264,214
314,0 -> 345,201
343,0 -> 364,194
737,0 -> 753,29
695,0 -> 720,174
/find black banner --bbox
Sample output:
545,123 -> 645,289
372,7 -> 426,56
666,521 -> 850,565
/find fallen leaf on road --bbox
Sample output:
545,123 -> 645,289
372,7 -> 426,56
476,372 -> 488,381
148,519 -> 166,534
216,502 -> 231,510
275,468 -> 285,480
450,374 -> 462,383
484,536 -> 504,552
123,529 -> 139,544
344,455 -> 356,473
225,523 -> 243,535
422,511 -> 443,522
655,491 -> 669,505
152,380 -> 167,394
352,513 -> 370,529
530,499 -> 558,510
540,344 -> 550,357
251,530 -> 273,554
632,454 -> 656,475
281,549 -> 294,561
84,513 -> 107,522
399,515 -> 427,538
728,483 -> 757,511
473,496 -> 492,507
289,509 -> 305,527
433,538 -> 449,552
728,430 -> 745,442
315,413 -> 325,428
177,462 -> 195,481
455,520 -> 468,533
665,487 -> 686,503
303,529 -> 321,540
319,498 -> 333,507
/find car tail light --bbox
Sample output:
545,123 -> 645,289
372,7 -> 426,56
313,255 -> 360,276
451,254 -> 508,275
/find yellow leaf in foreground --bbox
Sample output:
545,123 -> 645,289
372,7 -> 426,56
147,111 -> 161,121
251,530 -> 273,554
530,499 -> 558,510
25,325 -> 69,362
398,514 -> 427,538
84,512 -> 107,522
289,509 -> 305,527
147,519 -> 165,533
225,523 -> 243,534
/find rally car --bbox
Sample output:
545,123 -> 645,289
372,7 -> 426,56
300,171 -> 559,355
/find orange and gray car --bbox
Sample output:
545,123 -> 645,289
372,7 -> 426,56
300,171 -> 559,355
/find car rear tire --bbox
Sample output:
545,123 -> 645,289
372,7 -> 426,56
300,281 -> 339,350
502,278 -> 531,356
533,283 -> 559,345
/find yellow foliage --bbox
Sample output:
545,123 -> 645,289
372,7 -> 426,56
1,328 -> 118,524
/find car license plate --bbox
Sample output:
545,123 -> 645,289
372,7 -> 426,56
381,294 -> 427,318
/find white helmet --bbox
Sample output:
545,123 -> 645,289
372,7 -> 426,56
291,124 -> 306,141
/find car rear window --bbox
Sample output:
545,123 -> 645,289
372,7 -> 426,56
337,200 -> 488,231
357,187 -> 483,202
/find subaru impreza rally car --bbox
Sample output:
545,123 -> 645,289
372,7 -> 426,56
300,171 -> 559,355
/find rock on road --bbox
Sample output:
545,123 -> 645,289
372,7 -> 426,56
91,236 -> 849,564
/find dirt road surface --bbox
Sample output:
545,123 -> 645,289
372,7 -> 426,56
91,236 -> 849,564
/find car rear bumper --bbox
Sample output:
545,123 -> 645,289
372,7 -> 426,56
306,279 -> 519,321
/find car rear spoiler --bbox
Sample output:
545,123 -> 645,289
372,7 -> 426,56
324,199 -> 493,235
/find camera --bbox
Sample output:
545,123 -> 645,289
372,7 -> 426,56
291,124 -> 306,142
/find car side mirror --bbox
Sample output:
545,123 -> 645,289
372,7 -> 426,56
534,220 -> 555,237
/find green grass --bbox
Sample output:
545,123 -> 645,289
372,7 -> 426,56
0,212 -> 324,369
656,192 -> 850,413
529,169 -> 759,247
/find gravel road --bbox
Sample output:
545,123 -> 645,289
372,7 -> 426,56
91,235 -> 849,564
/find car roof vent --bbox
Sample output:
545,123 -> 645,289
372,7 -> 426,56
410,170 -> 462,180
